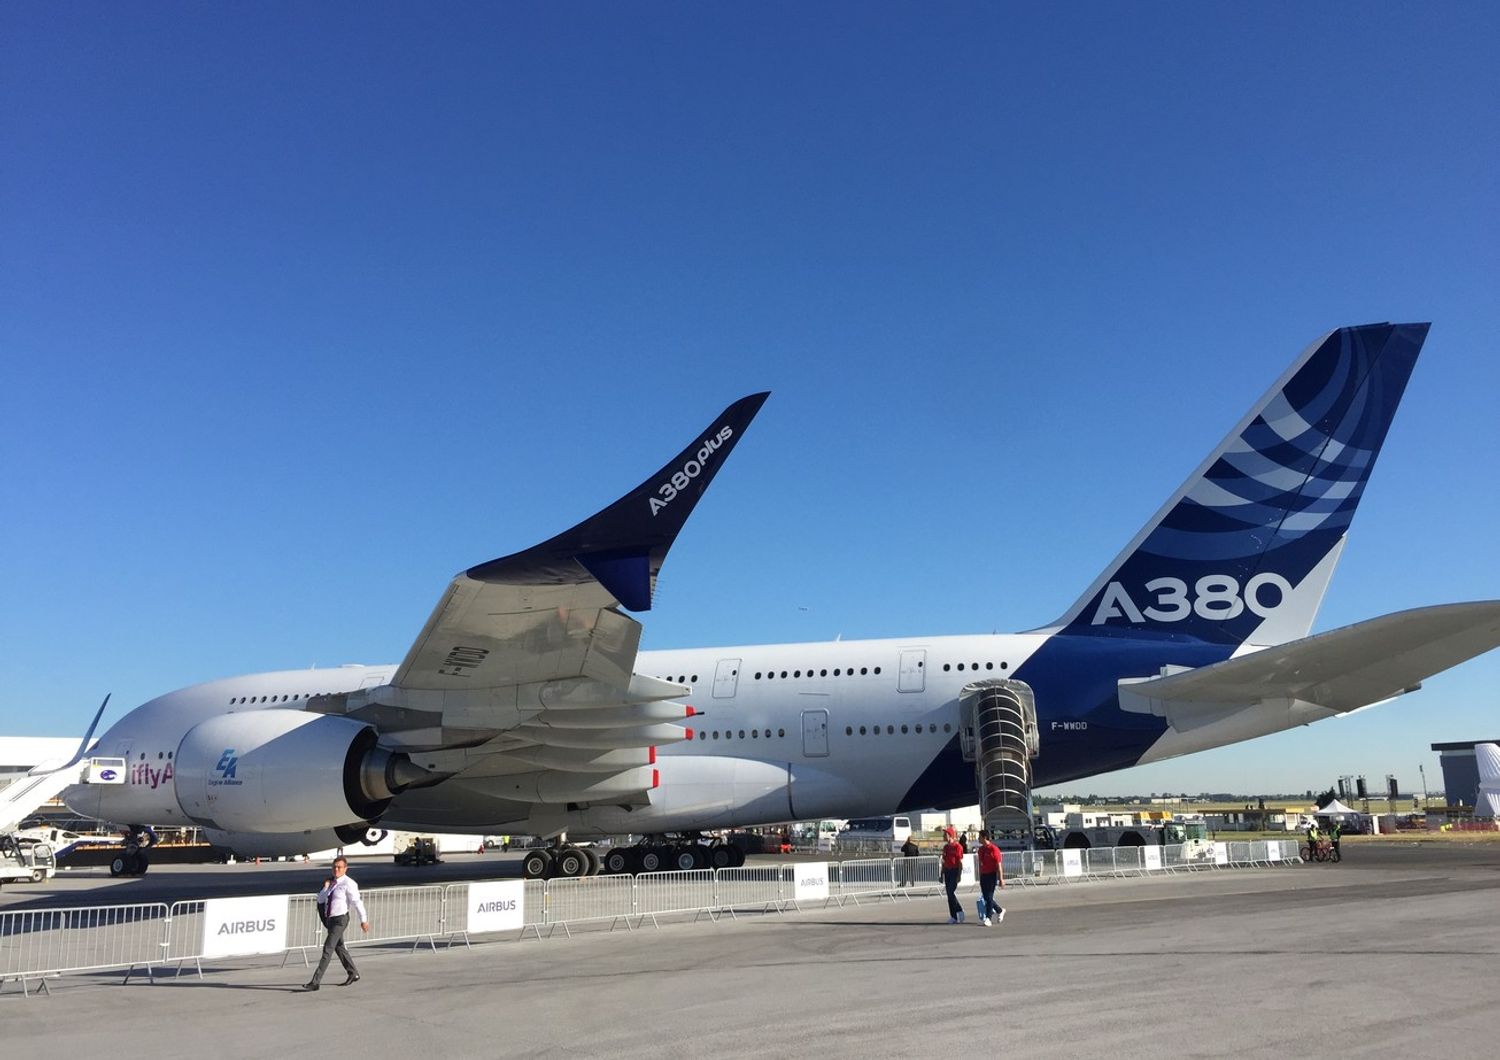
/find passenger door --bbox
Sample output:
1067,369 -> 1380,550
801,709 -> 830,757
712,658 -> 741,699
898,649 -> 926,693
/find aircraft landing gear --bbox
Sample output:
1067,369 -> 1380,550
520,838 -> 605,880
620,834 -> 743,875
110,825 -> 157,877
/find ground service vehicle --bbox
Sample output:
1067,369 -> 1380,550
1,832 -> 56,885
836,816 -> 913,853
1035,820 -> 1209,853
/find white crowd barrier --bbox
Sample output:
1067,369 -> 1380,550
1,839 -> 1302,997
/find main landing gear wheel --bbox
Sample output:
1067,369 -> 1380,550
671,847 -> 700,871
554,846 -> 589,878
521,849 -> 554,879
582,846 -> 602,876
603,848 -> 633,875
637,847 -> 667,873
727,844 -> 746,868
708,845 -> 734,870
109,851 -> 148,877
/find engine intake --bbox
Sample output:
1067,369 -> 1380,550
175,710 -> 420,832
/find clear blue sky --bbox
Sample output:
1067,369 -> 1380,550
3,4 -> 1496,797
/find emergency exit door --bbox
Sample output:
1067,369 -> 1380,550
801,709 -> 829,757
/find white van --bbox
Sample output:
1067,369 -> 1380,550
836,816 -> 912,853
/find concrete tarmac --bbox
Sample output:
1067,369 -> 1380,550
4,842 -> 1497,1058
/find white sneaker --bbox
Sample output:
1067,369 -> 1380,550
957,909 -> 966,923
996,908 -> 1006,923
981,917 -> 992,927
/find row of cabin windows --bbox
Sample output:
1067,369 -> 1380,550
845,722 -> 953,736
698,728 -> 786,740
140,751 -> 174,760
663,662 -> 1010,687
692,721 -> 954,742
756,666 -> 881,680
229,694 -> 312,704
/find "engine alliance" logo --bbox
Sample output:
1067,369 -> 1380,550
210,748 -> 243,787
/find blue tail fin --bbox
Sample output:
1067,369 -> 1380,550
1048,322 -> 1429,646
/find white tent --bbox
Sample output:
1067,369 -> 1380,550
1474,743 -> 1500,818
1315,799 -> 1358,817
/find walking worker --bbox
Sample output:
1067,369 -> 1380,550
941,828 -> 966,923
974,830 -> 1006,927
303,855 -> 369,991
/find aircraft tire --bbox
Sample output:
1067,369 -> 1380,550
727,844 -> 746,868
134,853 -> 150,876
670,847 -> 698,871
582,846 -> 602,876
521,849 -> 554,880
637,847 -> 667,873
554,846 -> 588,878
708,845 -> 733,870
602,848 -> 632,874
109,855 -> 127,877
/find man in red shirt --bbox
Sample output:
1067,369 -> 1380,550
975,830 -> 1006,926
941,828 -> 966,923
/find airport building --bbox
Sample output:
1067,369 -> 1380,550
1432,739 -> 1500,807
0,737 -> 79,794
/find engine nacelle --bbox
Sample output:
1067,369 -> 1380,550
204,824 -> 387,859
174,711 -> 413,832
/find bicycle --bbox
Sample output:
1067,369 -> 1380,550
1299,840 -> 1341,863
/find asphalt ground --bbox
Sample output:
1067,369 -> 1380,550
5,842 -> 1497,1058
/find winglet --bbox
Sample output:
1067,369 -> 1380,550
467,392 -> 770,611
63,693 -> 111,770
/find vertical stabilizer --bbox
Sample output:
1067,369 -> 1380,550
1046,322 -> 1429,646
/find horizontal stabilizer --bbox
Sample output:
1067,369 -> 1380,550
1121,601 -> 1500,721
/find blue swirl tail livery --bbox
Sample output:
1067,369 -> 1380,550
1047,323 -> 1429,648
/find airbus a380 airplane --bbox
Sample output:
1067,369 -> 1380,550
56,322 -> 1500,876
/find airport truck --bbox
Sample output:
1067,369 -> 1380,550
1034,819 -> 1209,855
0,832 -> 56,886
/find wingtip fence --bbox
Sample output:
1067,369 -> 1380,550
2,839 -> 1301,998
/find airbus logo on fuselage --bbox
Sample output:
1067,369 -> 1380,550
649,426 -> 734,517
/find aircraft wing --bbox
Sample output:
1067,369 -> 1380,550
1120,601 -> 1500,723
309,393 -> 768,804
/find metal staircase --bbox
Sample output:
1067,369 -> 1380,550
958,680 -> 1039,833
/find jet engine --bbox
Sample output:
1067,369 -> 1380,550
204,824 -> 389,859
174,710 -> 429,832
